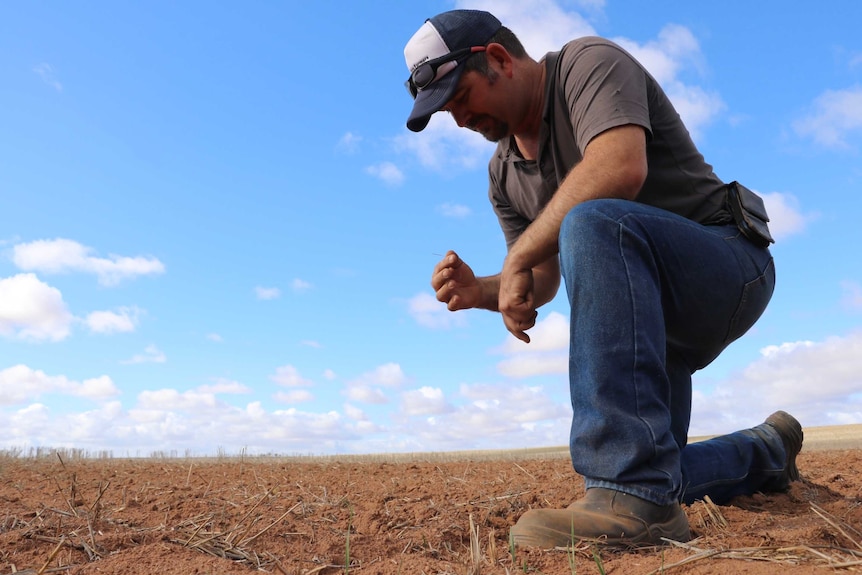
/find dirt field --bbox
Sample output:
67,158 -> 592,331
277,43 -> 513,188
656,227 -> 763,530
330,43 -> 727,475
1,425 -> 860,575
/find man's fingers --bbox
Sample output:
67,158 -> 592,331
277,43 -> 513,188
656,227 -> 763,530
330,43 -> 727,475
514,331 -> 531,343
431,251 -> 462,290
432,251 -> 460,272
435,281 -> 464,310
506,321 -> 531,343
435,281 -> 452,303
501,309 -> 535,343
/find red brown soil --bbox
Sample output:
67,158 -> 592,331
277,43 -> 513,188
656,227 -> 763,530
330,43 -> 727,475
1,449 -> 860,575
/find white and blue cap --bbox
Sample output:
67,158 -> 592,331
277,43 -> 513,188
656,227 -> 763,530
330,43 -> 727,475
404,10 -> 501,132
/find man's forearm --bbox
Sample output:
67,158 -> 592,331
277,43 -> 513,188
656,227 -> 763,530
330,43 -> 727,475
478,260 -> 560,312
505,125 -> 648,274
533,258 -> 561,307
476,274 -> 502,312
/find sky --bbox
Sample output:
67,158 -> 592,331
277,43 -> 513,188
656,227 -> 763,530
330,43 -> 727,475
1,0 -> 861,457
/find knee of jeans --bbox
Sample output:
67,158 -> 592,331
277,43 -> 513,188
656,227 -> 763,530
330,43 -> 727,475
559,200 -> 623,256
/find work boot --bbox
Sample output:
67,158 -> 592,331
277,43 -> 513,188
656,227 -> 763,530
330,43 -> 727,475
763,410 -> 804,488
510,487 -> 691,549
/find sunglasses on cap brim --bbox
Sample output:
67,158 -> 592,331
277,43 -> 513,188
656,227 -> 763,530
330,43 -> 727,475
405,46 -> 487,99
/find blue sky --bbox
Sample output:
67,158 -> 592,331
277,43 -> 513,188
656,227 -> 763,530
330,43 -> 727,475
1,0 -> 861,456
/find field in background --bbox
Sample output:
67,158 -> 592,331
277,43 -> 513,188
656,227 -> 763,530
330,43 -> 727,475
1,424 -> 860,575
4,423 -> 858,464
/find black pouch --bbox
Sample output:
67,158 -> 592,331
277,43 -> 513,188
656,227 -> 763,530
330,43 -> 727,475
726,181 -> 774,248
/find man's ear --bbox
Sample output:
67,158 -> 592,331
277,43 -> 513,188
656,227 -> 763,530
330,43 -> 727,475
484,43 -> 514,77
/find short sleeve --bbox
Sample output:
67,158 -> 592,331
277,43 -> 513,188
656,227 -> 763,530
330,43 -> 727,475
559,39 -> 653,154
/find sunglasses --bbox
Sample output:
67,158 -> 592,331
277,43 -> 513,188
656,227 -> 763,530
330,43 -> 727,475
405,46 -> 487,99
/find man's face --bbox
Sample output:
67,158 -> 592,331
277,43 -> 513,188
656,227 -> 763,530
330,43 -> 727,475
443,70 -> 509,142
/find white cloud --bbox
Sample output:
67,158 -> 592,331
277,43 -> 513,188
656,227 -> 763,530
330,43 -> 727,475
690,332 -> 862,435
497,311 -> 569,378
64,401 -> 124,443
437,203 -> 472,218
0,364 -> 119,405
270,365 -> 313,387
136,388 -> 217,411
274,389 -> 314,403
613,25 -> 724,139
85,307 -> 140,334
0,392 -> 369,454
395,114 -> 494,172
122,344 -> 166,365
761,192 -> 809,241
460,382 -> 569,424
615,24 -> 701,86
365,161 -> 405,186
344,403 -> 385,436
33,63 -> 62,92
292,278 -> 312,292
352,363 -> 408,388
662,83 -> 724,141
497,352 -> 569,379
197,378 -> 251,394
12,238 -> 164,286
343,403 -> 367,421
343,363 -> 408,406
400,386 -> 453,416
3,327 -> 861,455
12,328 -> 862,454
391,381 -> 570,452
337,131 -> 362,154
456,0 -> 596,58
793,86 -> 862,148
759,340 -> 815,359
75,375 -> 119,399
3,402 -> 127,448
408,291 -> 466,329
301,340 -> 322,348
344,385 -> 389,404
206,333 -> 223,342
0,273 -> 73,342
500,311 -> 569,354
255,286 -> 281,300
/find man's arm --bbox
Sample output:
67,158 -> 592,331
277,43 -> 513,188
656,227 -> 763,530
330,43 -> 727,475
432,251 -> 560,312
499,124 -> 648,341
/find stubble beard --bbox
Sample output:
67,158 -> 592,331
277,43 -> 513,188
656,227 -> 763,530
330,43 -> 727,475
473,68 -> 508,142
469,116 -> 509,143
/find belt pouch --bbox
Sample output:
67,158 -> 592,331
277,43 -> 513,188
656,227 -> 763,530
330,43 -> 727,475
726,181 -> 774,248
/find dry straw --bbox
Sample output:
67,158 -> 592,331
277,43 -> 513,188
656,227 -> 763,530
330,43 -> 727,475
641,503 -> 862,574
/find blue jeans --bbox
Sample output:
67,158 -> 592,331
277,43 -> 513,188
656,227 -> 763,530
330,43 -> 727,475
558,199 -> 782,506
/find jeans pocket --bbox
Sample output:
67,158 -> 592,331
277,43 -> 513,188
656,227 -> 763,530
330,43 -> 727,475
725,258 -> 775,344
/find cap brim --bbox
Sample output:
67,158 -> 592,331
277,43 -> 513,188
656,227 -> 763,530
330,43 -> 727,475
406,67 -> 463,132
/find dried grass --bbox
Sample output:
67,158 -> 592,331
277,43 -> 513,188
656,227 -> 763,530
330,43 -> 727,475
5,458 -> 303,575
467,513 -> 481,575
641,503 -> 862,574
3,449 -> 862,575
169,499 -> 299,569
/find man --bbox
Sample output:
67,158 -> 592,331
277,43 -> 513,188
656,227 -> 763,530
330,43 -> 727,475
403,10 -> 803,548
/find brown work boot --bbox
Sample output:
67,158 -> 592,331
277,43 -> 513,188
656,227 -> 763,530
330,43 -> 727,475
764,410 -> 803,487
510,488 -> 691,549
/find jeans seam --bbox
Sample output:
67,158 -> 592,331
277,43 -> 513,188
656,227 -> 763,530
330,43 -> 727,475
616,215 -> 677,497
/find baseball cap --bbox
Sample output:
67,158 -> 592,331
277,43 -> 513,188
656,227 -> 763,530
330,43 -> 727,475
403,10 -> 501,132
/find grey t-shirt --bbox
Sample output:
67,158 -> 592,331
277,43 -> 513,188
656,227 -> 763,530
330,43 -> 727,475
489,37 -> 732,249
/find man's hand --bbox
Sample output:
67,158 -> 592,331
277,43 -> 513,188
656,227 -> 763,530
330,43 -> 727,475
431,250 -> 485,311
499,263 -> 538,343
431,251 -> 557,338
